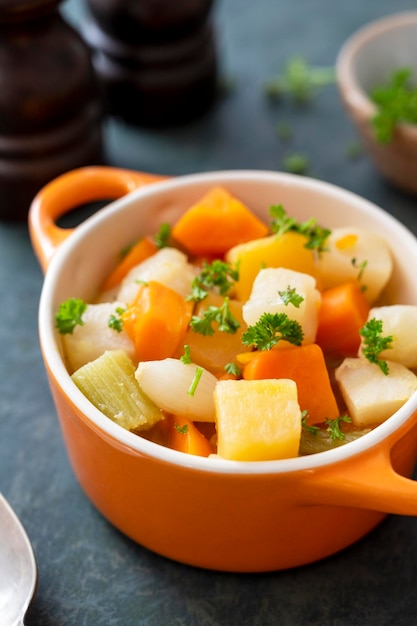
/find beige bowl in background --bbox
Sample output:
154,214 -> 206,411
336,11 -> 417,195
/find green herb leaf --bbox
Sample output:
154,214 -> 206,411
371,67 -> 417,143
55,298 -> 87,335
190,297 -> 240,336
269,204 -> 331,254
325,415 -> 352,441
188,366 -> 203,396
242,312 -> 304,351
264,56 -> 335,104
174,423 -> 189,434
301,411 -> 320,434
180,345 -> 192,364
188,260 -> 239,303
282,153 -> 310,175
359,318 -> 393,375
224,362 -> 242,377
278,286 -> 304,308
108,306 -> 126,333
154,223 -> 171,249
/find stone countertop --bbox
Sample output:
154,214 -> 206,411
2,0 -> 417,624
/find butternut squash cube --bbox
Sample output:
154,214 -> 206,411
226,231 -> 317,302
214,378 -> 301,461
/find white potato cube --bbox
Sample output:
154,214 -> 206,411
242,267 -> 321,345
135,358 -> 217,422
62,302 -> 135,373
360,305 -> 417,369
335,357 -> 417,427
316,227 -> 392,303
117,247 -> 196,304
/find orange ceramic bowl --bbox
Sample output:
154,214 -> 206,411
29,167 -> 417,572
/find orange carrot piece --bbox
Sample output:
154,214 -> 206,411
122,281 -> 193,362
243,343 -> 339,425
167,414 -> 214,457
316,281 -> 370,356
101,236 -> 158,291
171,187 -> 269,257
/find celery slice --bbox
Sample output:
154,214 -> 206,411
299,427 -> 370,456
71,349 -> 162,431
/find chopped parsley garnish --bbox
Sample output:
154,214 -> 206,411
301,411 -> 352,441
242,312 -> 304,351
180,345 -> 192,364
224,362 -> 242,377
264,56 -> 335,104
359,318 -> 393,375
108,307 -> 126,333
154,223 -> 171,249
351,257 -> 368,282
55,298 -> 87,335
371,67 -> 417,143
174,423 -> 189,434
188,260 -> 239,303
282,153 -> 309,175
278,286 -> 304,308
325,415 -> 352,441
188,366 -> 203,396
190,297 -> 240,336
301,411 -> 319,434
269,204 -> 331,254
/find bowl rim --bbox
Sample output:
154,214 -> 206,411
336,10 -> 417,134
38,169 -> 417,476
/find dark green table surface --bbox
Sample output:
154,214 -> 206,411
2,1 -> 417,624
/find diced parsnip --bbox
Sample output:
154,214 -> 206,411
135,358 -> 217,422
174,293 -> 247,377
225,232 -> 317,302
335,357 -> 417,427
71,350 -> 163,431
360,305 -> 417,369
242,267 -> 321,345
62,301 -> 135,373
214,378 -> 302,461
116,247 -> 196,304
315,228 -> 392,304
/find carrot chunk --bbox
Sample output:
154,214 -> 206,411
167,414 -> 214,457
243,343 -> 339,425
101,237 -> 158,291
122,281 -> 193,362
171,187 -> 269,257
316,281 -> 370,356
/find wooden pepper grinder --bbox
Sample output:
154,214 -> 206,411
83,0 -> 219,126
0,0 -> 103,221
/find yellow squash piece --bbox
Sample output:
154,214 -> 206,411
226,232 -> 317,302
214,378 -> 302,461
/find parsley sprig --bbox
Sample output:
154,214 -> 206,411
242,312 -> 304,351
264,56 -> 335,104
154,223 -> 171,249
190,297 -> 240,336
269,204 -> 330,254
359,318 -> 393,375
188,260 -> 239,303
55,298 -> 87,335
278,286 -> 304,308
371,68 -> 417,143
301,411 -> 352,441
108,306 -> 126,333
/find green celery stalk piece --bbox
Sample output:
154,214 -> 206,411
71,349 -> 162,431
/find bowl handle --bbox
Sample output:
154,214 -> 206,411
302,423 -> 417,515
28,166 -> 166,272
